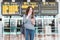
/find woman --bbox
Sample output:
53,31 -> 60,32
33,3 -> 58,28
23,6 -> 35,40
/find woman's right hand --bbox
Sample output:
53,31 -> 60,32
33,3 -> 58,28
26,13 -> 32,19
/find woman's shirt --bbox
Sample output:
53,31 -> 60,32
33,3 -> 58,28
23,15 -> 35,30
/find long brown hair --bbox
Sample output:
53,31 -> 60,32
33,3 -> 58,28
25,6 -> 34,18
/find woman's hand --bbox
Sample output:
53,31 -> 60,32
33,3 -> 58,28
31,18 -> 35,25
26,13 -> 32,19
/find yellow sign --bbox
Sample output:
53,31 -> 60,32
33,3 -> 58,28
2,2 -> 20,15
22,2 -> 38,9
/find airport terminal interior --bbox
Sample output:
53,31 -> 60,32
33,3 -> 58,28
0,0 -> 60,40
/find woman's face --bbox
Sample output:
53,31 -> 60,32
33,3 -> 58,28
29,8 -> 33,13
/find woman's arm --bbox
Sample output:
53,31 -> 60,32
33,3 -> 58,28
23,14 -> 31,24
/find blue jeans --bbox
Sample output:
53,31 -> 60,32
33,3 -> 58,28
25,29 -> 35,40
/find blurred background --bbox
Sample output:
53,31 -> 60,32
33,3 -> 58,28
0,0 -> 60,40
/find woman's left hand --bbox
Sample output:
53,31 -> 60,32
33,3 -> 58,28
31,18 -> 35,25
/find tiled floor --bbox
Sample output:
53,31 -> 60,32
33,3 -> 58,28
0,34 -> 58,40
0,35 -> 3,40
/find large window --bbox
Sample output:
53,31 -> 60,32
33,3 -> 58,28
4,19 -> 10,33
35,19 -> 43,34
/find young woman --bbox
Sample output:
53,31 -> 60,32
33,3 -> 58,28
23,6 -> 35,40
